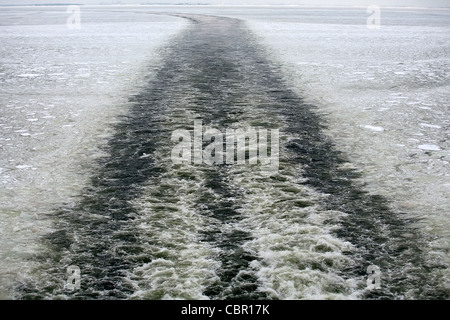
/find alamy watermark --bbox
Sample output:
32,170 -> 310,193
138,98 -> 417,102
367,5 -> 381,29
367,265 -> 381,289
65,265 -> 81,291
171,120 -> 279,173
66,5 -> 81,30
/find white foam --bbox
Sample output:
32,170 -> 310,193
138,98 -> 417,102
420,123 -> 441,129
16,74 -> 42,78
15,165 -> 32,169
418,144 -> 441,151
362,125 -> 384,132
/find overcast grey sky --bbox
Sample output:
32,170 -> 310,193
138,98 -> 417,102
0,0 -> 448,7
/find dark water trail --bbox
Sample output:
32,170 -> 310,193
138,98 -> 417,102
242,38 -> 447,299
17,13 -> 446,299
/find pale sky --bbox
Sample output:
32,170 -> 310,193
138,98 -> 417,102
0,0 -> 449,7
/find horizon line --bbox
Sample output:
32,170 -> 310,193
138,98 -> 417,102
1,3 -> 450,9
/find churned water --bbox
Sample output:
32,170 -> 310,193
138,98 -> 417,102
0,5 -> 448,300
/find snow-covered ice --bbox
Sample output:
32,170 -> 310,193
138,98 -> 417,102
0,6 -> 188,299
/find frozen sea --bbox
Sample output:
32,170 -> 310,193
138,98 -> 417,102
0,5 -> 448,299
